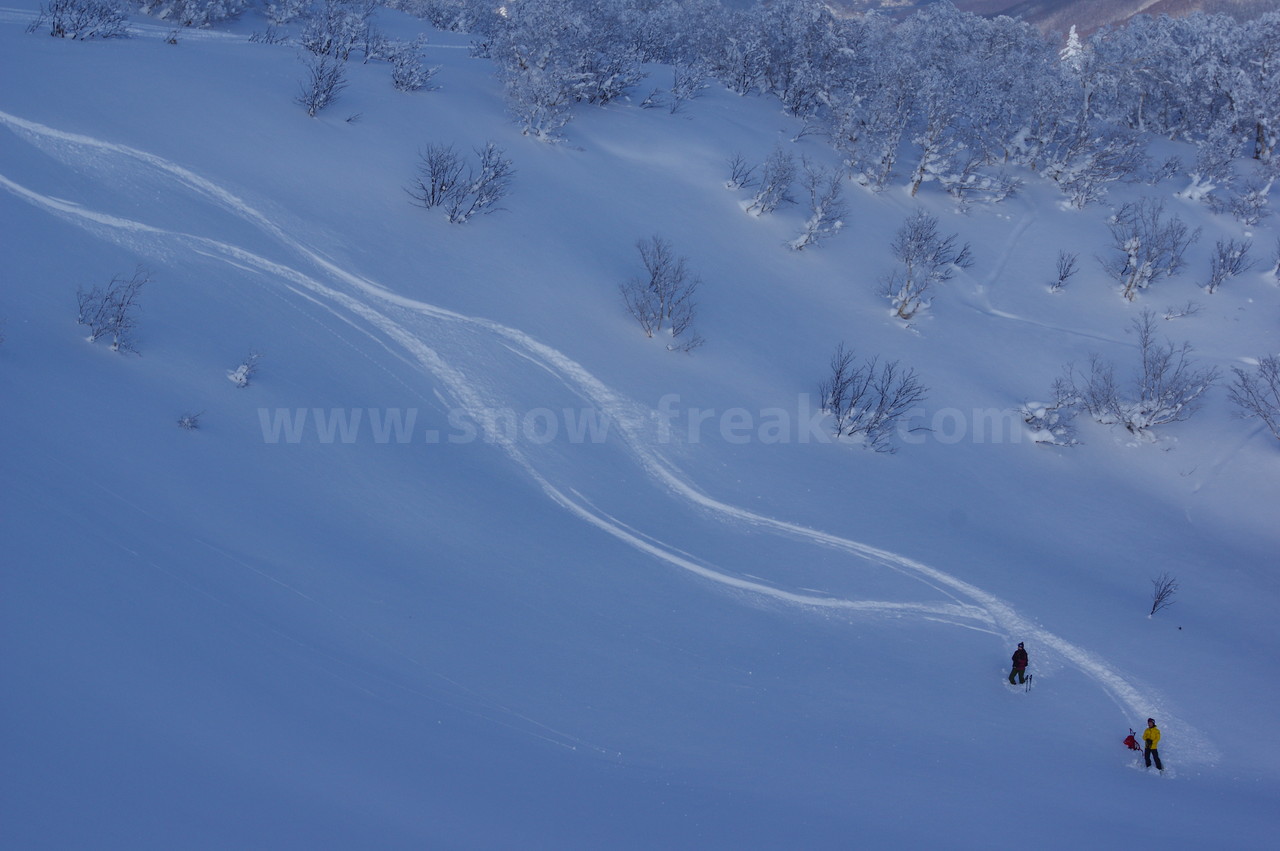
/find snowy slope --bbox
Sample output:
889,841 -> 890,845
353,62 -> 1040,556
2,6 -> 1278,848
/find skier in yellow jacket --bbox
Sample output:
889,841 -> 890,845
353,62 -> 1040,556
1142,718 -> 1163,771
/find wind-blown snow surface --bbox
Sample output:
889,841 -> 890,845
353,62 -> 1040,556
2,7 -> 1278,848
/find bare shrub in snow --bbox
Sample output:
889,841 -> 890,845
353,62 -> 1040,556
725,153 -> 757,191
1149,572 -> 1179,616
1162,301 -> 1203,320
1229,355 -> 1280,442
296,52 -> 348,117
409,143 -> 513,224
746,146 -> 796,215
1100,198 -> 1200,301
1204,238 -> 1255,294
789,158 -> 847,251
669,64 -> 709,115
1148,156 -> 1182,186
879,209 -> 972,320
76,266 -> 149,353
248,26 -> 289,45
35,0 -> 128,39
177,410 -> 205,430
1066,310 -> 1219,436
1050,250 -> 1078,293
407,144 -> 464,210
818,342 -> 927,453
443,143 -> 513,224
619,236 -> 704,352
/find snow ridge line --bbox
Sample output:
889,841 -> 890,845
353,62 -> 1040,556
0,110 -> 1219,764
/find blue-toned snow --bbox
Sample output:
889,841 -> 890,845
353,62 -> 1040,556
2,6 -> 1278,848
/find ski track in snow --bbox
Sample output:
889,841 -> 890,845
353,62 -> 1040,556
0,109 -> 1221,766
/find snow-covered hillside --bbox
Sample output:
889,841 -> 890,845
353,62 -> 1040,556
2,4 -> 1278,848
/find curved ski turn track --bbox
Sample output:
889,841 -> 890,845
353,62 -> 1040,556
0,109 -> 1220,766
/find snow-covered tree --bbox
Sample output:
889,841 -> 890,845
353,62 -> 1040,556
36,0 -> 127,39
1237,12 -> 1280,164
746,146 -> 796,216
828,49 -> 914,192
789,158 -> 846,251
387,36 -> 436,92
1100,198 -> 1200,300
1021,376 -> 1081,446
228,352 -> 263,388
707,5 -> 768,96
300,0 -> 376,62
444,143 -> 514,224
879,210 -> 973,320
487,0 -> 645,138
1068,310 -> 1219,435
667,63 -> 709,115
1060,25 -> 1084,72
1205,238 -> 1255,293
1227,173 -> 1274,225
140,0 -> 248,28
754,0 -> 847,119
265,0 -> 308,26
1180,120 -> 1241,207
1040,121 -> 1148,208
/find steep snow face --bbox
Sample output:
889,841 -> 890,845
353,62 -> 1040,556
2,4 -> 1278,849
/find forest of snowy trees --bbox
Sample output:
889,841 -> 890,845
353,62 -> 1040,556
374,0 -> 1280,219
41,0 -> 1280,220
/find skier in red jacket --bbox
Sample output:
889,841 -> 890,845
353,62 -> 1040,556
1009,642 -> 1029,685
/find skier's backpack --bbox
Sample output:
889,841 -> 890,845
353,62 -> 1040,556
1123,729 -> 1140,751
